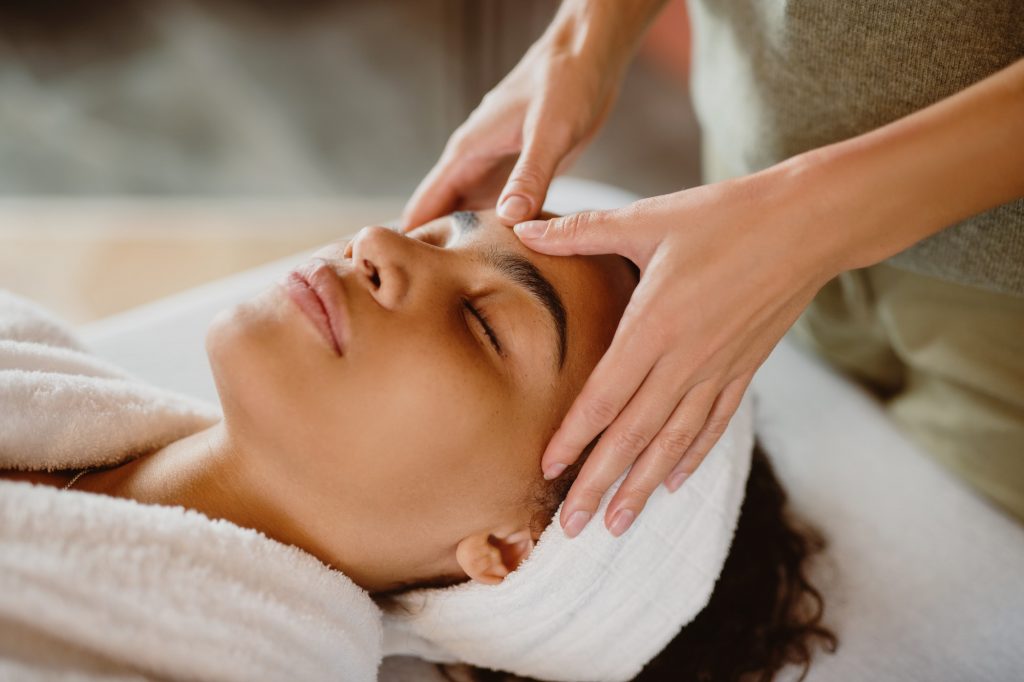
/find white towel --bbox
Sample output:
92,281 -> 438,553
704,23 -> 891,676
0,288 -> 754,682
383,396 -> 754,682
0,290 -> 383,681
0,290 -> 220,471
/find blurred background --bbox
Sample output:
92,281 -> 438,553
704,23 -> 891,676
0,0 -> 699,323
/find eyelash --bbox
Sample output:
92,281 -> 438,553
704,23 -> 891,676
462,298 -> 503,356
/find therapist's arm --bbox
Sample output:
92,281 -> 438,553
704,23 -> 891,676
514,57 -> 1024,538
400,0 -> 668,230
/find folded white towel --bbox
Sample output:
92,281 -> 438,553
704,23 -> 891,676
0,291 -> 383,681
383,396 -> 754,682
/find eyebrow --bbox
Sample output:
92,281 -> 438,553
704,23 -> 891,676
452,211 -> 568,369
451,210 -> 480,232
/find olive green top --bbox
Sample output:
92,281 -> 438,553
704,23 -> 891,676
688,0 -> 1024,295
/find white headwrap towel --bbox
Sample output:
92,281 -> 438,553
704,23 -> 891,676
383,394 -> 755,682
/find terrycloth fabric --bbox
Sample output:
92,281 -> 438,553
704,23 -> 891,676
383,396 -> 755,682
0,287 -> 753,681
0,290 -> 383,681
0,289 -> 220,470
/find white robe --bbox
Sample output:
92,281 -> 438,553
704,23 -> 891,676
0,291 -> 383,681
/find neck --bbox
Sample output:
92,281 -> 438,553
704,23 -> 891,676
80,424 -> 263,533
75,424 -> 388,588
70,424 -> 452,593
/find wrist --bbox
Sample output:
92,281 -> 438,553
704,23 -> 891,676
545,0 -> 666,70
741,155 -> 855,287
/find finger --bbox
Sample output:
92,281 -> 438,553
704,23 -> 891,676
541,303 -> 658,480
664,374 -> 752,491
603,381 -> 719,536
400,157 -> 464,231
557,362 -> 691,538
512,207 -> 634,259
495,111 -> 573,224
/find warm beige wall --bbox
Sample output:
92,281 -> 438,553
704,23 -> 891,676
0,198 -> 403,324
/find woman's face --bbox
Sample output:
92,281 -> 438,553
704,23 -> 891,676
206,210 -> 635,591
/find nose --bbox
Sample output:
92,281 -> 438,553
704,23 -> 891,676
346,225 -> 415,310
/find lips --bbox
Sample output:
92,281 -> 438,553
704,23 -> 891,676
282,261 -> 351,356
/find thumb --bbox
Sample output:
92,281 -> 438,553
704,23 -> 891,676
513,209 -> 628,257
496,125 -> 570,225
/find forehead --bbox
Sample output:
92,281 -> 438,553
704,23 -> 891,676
428,210 -> 630,295
427,209 -> 634,377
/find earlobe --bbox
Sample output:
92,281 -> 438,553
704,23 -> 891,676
455,526 -> 537,585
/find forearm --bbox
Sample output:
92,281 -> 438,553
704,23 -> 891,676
787,58 -> 1024,274
543,0 -> 669,70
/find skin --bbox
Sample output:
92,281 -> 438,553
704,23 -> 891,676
401,0 -> 1024,539
1,210 -> 635,594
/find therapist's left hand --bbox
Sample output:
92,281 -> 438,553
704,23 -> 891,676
513,169 -> 840,538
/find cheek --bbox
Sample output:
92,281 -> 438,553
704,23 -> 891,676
207,289 -> 323,449
209,296 -> 520,502
328,334 -> 508,498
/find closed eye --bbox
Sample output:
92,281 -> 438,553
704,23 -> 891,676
462,298 -> 503,356
408,224 -> 451,248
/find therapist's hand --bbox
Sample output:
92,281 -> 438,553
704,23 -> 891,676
514,169 -> 840,538
400,1 -> 646,231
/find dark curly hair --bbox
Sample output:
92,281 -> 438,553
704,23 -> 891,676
379,442 -> 837,682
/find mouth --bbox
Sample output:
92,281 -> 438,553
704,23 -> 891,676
282,260 -> 351,356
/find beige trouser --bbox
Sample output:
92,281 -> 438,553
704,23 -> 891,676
791,263 -> 1024,523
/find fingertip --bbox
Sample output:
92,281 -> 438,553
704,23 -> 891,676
513,220 -> 547,239
562,510 -> 592,538
542,461 -> 567,480
497,194 -> 533,224
608,508 -> 636,537
666,470 -> 689,492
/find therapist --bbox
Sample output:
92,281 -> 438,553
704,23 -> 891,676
401,0 -> 1024,536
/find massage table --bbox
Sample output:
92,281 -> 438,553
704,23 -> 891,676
80,178 -> 1024,681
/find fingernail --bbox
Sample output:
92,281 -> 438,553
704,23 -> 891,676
513,220 -> 546,239
666,471 -> 689,493
563,510 -> 591,538
498,195 -> 531,222
543,462 -> 567,480
609,509 -> 635,537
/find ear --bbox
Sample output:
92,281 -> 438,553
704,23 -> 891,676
455,525 -> 537,585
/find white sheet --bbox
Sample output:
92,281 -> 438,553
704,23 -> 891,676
80,178 -> 1024,681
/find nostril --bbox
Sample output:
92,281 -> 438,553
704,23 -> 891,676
364,260 -> 381,289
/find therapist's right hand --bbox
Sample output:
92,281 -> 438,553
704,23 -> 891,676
400,8 -> 630,231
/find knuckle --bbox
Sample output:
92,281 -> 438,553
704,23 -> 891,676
478,89 -> 501,108
581,396 -> 619,428
608,429 -> 651,459
555,211 -> 597,240
445,128 -> 476,157
619,482 -> 653,503
702,414 -> 731,437
674,461 -> 698,476
642,317 -> 676,349
687,449 -> 710,467
654,428 -> 696,459
575,480 -> 609,503
507,163 -> 548,192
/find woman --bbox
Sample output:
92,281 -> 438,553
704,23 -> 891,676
1,210 -> 833,680
400,0 -> 1024,537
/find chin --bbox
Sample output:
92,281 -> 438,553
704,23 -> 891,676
206,288 -> 298,423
